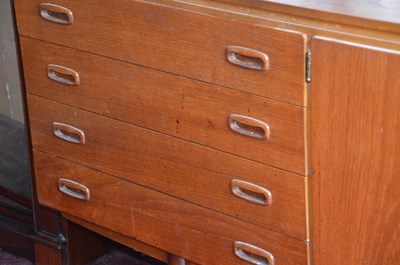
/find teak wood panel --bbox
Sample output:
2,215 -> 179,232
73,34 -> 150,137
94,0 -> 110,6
33,150 -> 308,265
64,214 -> 169,263
14,0 -> 307,106
218,0 -> 400,34
311,37 -> 400,265
27,95 -> 307,240
21,37 -> 306,175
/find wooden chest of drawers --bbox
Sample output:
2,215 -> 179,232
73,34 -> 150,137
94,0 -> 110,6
13,0 -> 400,264
16,0 -> 308,106
33,149 -> 307,264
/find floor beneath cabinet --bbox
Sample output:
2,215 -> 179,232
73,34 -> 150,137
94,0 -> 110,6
0,250 -> 33,265
0,247 -> 164,265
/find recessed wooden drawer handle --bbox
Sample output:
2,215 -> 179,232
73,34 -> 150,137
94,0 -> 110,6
226,46 -> 269,71
228,114 -> 270,140
39,3 -> 74,25
53,122 -> 86,144
58,178 -> 90,201
231,180 -> 272,206
47,64 -> 80,86
233,241 -> 275,265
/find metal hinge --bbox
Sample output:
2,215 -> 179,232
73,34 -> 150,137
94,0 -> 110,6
306,50 -> 311,83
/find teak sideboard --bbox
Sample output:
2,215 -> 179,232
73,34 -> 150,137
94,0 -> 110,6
12,0 -> 400,264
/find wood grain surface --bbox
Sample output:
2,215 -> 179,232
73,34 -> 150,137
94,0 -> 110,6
14,0 -> 307,106
149,0 -> 400,52
27,94 -> 307,240
20,37 -> 306,175
311,37 -> 400,265
33,150 -> 308,265
265,0 -> 400,25
65,214 -> 199,264
34,244 -> 66,265
64,214 -> 169,263
216,0 -> 400,34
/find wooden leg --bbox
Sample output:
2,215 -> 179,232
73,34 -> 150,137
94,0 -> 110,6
34,243 -> 66,265
168,253 -> 186,265
66,220 -> 111,265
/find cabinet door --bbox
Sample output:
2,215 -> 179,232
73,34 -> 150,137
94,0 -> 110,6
311,37 -> 400,264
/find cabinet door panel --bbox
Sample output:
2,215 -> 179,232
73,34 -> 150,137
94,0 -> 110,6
311,37 -> 400,265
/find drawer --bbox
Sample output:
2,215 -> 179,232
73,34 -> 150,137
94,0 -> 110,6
15,0 -> 307,106
33,150 -> 308,265
27,95 -> 307,240
21,37 -> 306,175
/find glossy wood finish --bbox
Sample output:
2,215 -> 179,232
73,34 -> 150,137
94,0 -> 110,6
14,0 -> 307,106
33,150 -> 308,265
26,94 -> 307,239
311,37 -> 400,265
20,37 -> 306,175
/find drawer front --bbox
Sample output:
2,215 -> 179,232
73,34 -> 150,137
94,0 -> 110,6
21,37 -> 305,175
15,0 -> 307,106
27,95 -> 307,239
33,150 -> 308,264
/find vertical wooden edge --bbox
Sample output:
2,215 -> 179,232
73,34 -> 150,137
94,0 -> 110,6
308,36 -> 320,265
305,114 -> 313,265
34,243 -> 67,265
11,0 -> 61,235
302,33 -> 312,265
305,176 -> 312,265
302,32 -> 310,108
305,35 -> 313,265
10,2 -> 69,265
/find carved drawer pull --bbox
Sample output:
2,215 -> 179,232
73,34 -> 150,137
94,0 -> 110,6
47,64 -> 80,86
39,3 -> 74,25
231,179 -> 272,206
233,241 -> 275,265
53,122 -> 86,144
226,46 -> 269,71
58,178 -> 90,201
228,114 -> 270,140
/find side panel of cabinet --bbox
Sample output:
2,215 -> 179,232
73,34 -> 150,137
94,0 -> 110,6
311,37 -> 400,264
